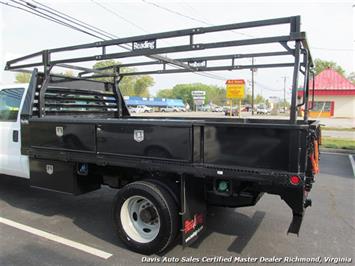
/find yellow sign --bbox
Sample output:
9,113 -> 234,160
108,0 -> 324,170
226,79 -> 245,99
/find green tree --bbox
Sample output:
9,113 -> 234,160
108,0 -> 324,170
156,83 -> 227,106
15,72 -> 31,83
134,76 -> 154,97
61,70 -> 74,77
313,58 -> 346,76
265,99 -> 270,108
92,60 -> 154,97
92,59 -> 117,83
255,94 -> 265,104
55,70 -> 75,78
157,88 -> 174,99
242,94 -> 252,105
347,72 -> 355,84
207,86 -> 226,105
171,83 -> 197,106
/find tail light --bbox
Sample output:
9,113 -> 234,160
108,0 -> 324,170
290,175 -> 301,185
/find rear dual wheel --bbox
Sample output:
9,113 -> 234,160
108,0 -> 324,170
112,181 -> 178,254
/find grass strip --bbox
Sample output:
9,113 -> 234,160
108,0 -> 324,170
321,137 -> 355,150
321,127 -> 355,132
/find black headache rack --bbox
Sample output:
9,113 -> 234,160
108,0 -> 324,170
20,71 -> 130,119
6,16 -> 319,236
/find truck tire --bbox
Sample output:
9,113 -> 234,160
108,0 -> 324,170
112,181 -> 178,254
144,178 -> 179,206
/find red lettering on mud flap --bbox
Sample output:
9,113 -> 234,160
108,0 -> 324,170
184,213 -> 204,234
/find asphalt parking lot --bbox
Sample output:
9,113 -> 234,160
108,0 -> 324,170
0,153 -> 354,266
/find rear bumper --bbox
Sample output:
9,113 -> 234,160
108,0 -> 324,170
205,173 -> 313,235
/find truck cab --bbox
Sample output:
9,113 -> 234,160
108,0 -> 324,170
0,83 -> 29,178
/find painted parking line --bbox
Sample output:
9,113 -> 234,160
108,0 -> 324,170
0,217 -> 113,260
349,154 -> 355,177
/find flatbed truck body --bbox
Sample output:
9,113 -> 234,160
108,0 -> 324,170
1,16 -> 320,254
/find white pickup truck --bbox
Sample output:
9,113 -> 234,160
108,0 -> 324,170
130,105 -> 153,113
0,84 -> 29,179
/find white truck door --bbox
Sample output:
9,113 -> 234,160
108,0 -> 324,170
0,85 -> 29,178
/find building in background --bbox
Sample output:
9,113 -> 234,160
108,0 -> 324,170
123,96 -> 184,108
298,68 -> 355,118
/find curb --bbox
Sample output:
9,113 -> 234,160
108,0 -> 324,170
320,147 -> 355,155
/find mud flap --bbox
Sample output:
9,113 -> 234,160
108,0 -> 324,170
281,188 -> 305,235
180,175 -> 206,247
288,213 -> 303,235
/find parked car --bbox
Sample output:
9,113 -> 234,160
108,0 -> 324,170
256,106 -> 271,115
135,105 -> 153,113
279,108 -> 286,113
224,107 -> 239,116
212,106 -> 223,112
176,106 -> 186,112
161,106 -> 179,112
241,105 -> 252,112
200,105 -> 211,112
128,106 -> 137,113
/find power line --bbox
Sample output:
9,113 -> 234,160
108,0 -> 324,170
140,0 -> 353,94
89,0 -> 228,81
1,0 -> 99,39
142,0 -> 353,53
141,1 -> 296,98
4,0 -> 149,52
31,0 -> 228,81
141,0 -> 211,26
254,81 -> 283,92
180,2 -> 199,14
26,0 -> 131,52
12,0 -> 131,55
13,0 -> 101,39
0,2 -> 170,71
90,0 -> 175,47
1,0 -> 236,82
32,0 -> 118,39
90,0 -> 146,33
141,0 -> 253,38
0,0 -> 134,76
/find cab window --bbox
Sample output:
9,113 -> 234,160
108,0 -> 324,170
0,88 -> 24,122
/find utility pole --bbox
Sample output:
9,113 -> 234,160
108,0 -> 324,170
251,57 -> 255,115
282,76 -> 287,112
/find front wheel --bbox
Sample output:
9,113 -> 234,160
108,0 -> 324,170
112,181 -> 178,254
